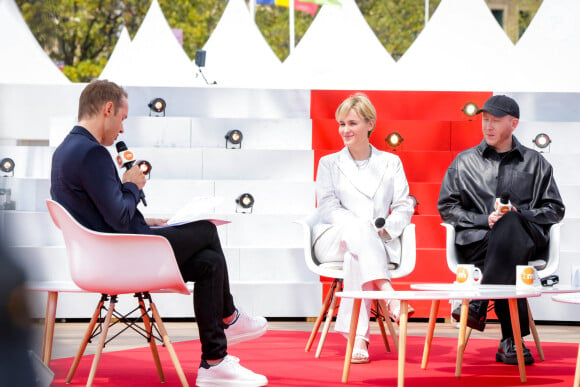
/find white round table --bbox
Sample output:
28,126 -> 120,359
337,288 -> 541,386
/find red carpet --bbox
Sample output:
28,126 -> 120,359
50,330 -> 577,386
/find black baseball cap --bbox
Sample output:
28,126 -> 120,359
476,95 -> 519,119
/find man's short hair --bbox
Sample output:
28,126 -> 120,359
78,80 -> 128,121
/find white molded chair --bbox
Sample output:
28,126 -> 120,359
46,199 -> 190,387
296,215 -> 417,357
442,221 -> 563,361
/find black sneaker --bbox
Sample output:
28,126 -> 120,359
495,337 -> 534,365
451,300 -> 488,332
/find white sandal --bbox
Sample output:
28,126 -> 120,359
387,299 -> 415,324
351,338 -> 370,364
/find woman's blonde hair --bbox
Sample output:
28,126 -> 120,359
335,93 -> 377,137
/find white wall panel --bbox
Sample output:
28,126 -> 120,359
516,121 -> 580,154
190,118 -> 312,149
2,211 -> 62,246
202,149 -> 313,180
214,180 -> 315,215
122,117 -> 192,148
0,146 -> 52,178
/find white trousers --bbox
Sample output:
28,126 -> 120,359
313,218 -> 390,341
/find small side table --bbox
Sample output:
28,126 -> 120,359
337,288 -> 541,386
552,293 -> 580,387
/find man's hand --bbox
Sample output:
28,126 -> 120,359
122,165 -> 146,190
146,218 -> 168,227
489,205 -> 518,228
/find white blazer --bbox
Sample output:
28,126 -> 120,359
312,146 -> 414,265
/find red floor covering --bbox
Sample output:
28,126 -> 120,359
50,330 -> 577,386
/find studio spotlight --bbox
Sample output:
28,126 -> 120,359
409,194 -> 419,214
235,193 -> 254,214
533,133 -> 551,152
0,157 -> 15,176
225,130 -> 243,149
148,98 -> 166,117
137,160 -> 152,177
462,102 -> 478,117
385,132 -> 403,150
195,49 -> 216,85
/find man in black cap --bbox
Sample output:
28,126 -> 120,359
438,95 -> 565,365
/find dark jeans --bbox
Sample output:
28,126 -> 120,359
456,211 -> 547,339
153,221 -> 235,360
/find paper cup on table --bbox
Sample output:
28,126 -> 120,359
571,265 -> 580,288
516,265 -> 539,289
455,264 -> 482,287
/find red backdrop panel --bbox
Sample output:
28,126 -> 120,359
408,182 -> 442,216
310,90 -> 492,121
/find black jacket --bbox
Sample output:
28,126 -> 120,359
438,136 -> 565,246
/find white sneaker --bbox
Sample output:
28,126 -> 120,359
196,355 -> 268,386
225,310 -> 267,346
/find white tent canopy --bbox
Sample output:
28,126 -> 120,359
393,0 -> 514,91
509,0 -> 580,92
201,0 -> 282,88
99,0 -> 202,87
281,0 -> 396,90
99,27 -> 132,82
0,0 -> 69,84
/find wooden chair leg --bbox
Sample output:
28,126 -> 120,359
315,281 -> 342,358
421,299 -> 440,369
375,300 -> 391,353
378,299 -> 399,352
86,296 -> 117,387
42,291 -> 58,367
66,296 -> 105,383
306,279 -> 337,352
527,300 -> 544,361
150,299 -> 189,387
138,295 -> 165,382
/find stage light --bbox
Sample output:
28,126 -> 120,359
385,132 -> 403,150
195,49 -> 216,85
409,194 -> 419,214
137,160 -> 152,177
225,130 -> 243,149
148,98 -> 166,117
235,193 -> 254,214
533,133 -> 551,152
462,102 -> 478,117
0,157 -> 15,176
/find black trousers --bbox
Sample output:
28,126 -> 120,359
153,221 -> 235,360
456,211 -> 547,339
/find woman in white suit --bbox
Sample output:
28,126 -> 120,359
312,93 -> 414,363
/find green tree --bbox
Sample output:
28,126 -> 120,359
15,0 -> 538,82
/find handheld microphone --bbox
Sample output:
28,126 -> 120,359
115,141 -> 148,207
374,217 -> 386,230
494,192 -> 512,215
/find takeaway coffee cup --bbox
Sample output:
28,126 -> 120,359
571,265 -> 580,288
516,265 -> 539,289
455,264 -> 482,286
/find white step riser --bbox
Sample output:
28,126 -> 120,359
26,283 -> 323,319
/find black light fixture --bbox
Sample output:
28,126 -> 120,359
148,98 -> 166,117
137,160 -> 152,177
195,49 -> 216,85
225,130 -> 243,149
0,157 -> 15,176
533,133 -> 551,152
462,102 -> 478,117
385,132 -> 403,150
235,193 -> 254,214
409,194 -> 419,214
